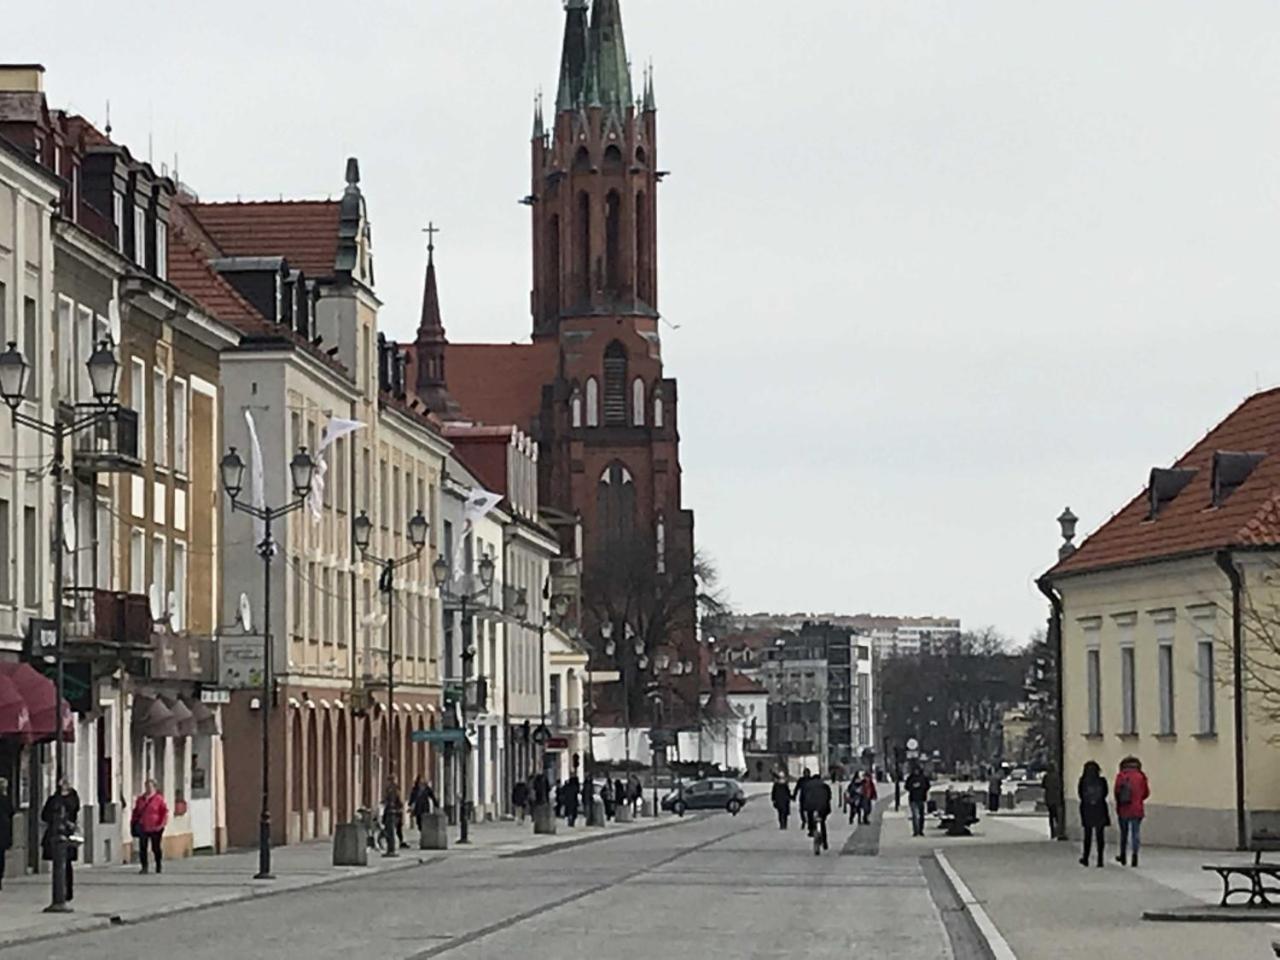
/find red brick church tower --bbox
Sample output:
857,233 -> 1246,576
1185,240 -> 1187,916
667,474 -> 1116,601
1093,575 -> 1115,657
407,0 -> 699,725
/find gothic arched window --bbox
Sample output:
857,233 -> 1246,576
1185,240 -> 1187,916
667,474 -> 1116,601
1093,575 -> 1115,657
576,191 -> 591,305
605,190 -> 623,295
603,144 -> 624,174
631,378 -> 646,427
597,462 -> 635,545
570,386 -> 583,428
636,190 -> 651,304
603,341 -> 627,425
655,511 -> 666,575
585,377 -> 599,427
653,385 -> 665,428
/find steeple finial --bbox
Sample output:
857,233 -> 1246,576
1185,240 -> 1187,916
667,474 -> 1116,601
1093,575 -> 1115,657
555,0 -> 591,113
413,223 -> 462,417
589,0 -> 633,112
532,90 -> 544,139
417,221 -> 445,344
643,59 -> 656,111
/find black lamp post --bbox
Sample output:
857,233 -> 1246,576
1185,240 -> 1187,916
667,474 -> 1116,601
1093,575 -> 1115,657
433,552 -> 494,844
1,340 -> 121,913
219,441 -> 315,880
352,508 -> 428,856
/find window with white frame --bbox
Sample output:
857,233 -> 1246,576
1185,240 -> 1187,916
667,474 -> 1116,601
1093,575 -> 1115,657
133,205 -> 146,266
55,298 -> 73,398
75,305 -> 93,401
150,535 -> 166,619
1194,615 -> 1217,735
153,368 -> 167,467
1158,642 -> 1175,735
113,193 -> 125,253
130,359 -> 146,458
22,505 -> 36,608
585,378 -> 599,427
95,499 -> 110,589
1120,645 -> 1137,735
155,219 -> 168,281
22,298 -> 36,400
172,542 -> 187,632
0,497 -> 10,604
130,528 -> 145,593
1085,629 -> 1102,736
172,379 -> 188,474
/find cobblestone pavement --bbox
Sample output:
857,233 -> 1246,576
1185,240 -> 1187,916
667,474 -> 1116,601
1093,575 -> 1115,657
14,800 -> 962,960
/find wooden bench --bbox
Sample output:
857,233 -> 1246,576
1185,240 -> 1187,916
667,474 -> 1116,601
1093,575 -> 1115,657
1202,836 -> 1280,907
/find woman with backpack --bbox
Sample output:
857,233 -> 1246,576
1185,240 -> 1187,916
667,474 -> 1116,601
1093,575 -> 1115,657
1114,756 -> 1150,867
1077,761 -> 1110,868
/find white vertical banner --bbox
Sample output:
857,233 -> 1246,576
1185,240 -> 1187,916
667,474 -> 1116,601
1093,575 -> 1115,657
454,487 -> 503,581
243,410 -> 268,549
308,417 -> 364,523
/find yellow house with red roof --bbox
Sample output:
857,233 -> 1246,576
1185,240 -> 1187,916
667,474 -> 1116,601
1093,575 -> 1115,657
1043,388 -> 1280,849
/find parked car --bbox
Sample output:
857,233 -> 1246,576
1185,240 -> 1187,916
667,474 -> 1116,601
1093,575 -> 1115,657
661,778 -> 747,816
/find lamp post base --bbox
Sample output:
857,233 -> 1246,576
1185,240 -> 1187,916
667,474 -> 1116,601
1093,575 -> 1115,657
43,901 -> 72,914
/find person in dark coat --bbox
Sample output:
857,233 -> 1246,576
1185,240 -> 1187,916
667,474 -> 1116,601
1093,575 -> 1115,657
582,775 -> 595,825
512,779 -> 530,824
410,777 -> 438,832
41,777 -> 79,901
554,781 -> 565,819
770,776 -> 792,829
905,765 -> 931,837
614,779 -> 626,815
1077,760 -> 1110,868
564,775 -> 581,826
1041,763 -> 1063,840
793,769 -> 812,830
0,777 -> 12,890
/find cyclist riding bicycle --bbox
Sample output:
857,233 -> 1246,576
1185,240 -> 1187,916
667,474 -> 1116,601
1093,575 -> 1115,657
800,773 -> 832,851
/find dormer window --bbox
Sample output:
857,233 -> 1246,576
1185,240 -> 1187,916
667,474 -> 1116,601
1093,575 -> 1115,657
1147,467 -> 1196,519
113,192 -> 125,253
133,204 -> 146,265
155,219 -> 168,281
1211,451 -> 1265,507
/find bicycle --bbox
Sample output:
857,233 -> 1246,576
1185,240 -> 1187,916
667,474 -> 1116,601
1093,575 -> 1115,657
810,813 -> 828,856
355,806 -> 389,854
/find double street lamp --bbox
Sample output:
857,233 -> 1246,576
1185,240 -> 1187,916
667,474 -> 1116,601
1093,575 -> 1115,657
602,621 -> 646,767
352,508 -> 428,856
431,553 -> 494,844
1,340 -> 121,913
512,586 -> 570,763
219,442 -> 316,880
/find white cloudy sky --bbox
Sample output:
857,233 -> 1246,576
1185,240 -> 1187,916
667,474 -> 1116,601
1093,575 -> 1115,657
12,1 -> 1280,640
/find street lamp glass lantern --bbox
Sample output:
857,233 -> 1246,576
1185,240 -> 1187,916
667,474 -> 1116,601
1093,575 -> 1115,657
431,555 -> 450,589
0,342 -> 28,409
552,594 -> 569,617
352,511 -> 373,552
513,588 -> 529,622
407,510 -> 429,550
86,340 -> 120,404
219,447 -> 245,500
289,447 -> 316,499
478,555 -> 495,589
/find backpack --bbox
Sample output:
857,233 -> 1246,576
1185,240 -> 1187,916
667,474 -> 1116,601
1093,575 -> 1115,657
1081,778 -> 1106,806
1116,778 -> 1132,806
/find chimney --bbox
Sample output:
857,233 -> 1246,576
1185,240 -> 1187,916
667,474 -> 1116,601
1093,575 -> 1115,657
0,64 -> 45,93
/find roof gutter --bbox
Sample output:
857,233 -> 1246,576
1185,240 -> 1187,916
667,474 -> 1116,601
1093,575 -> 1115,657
1214,550 -> 1249,851
1035,575 -> 1067,840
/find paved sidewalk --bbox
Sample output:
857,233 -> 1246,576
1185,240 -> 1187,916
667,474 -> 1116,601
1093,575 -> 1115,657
0,811 -> 693,950
886,810 -> 1280,959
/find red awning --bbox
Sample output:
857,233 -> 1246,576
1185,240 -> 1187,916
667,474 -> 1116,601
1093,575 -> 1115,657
0,663 -> 74,743
0,674 -> 30,737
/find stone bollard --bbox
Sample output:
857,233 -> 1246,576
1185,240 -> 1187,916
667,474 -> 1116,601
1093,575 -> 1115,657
642,797 -> 655,818
591,797 -> 607,827
419,811 -> 449,850
333,822 -> 368,866
533,803 -> 557,835
616,803 -> 634,823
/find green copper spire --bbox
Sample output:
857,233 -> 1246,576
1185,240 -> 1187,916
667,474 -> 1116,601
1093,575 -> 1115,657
589,0 -> 633,112
643,61 -> 656,111
555,0 -> 590,112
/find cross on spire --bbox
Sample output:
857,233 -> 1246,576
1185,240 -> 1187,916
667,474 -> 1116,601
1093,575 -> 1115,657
422,221 -> 441,260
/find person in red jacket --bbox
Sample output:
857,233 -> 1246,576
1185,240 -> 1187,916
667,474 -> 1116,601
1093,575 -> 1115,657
858,771 -> 879,825
131,780 -> 169,875
1113,756 -> 1150,867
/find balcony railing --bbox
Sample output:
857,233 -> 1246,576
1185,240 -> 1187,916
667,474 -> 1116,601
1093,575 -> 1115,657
61,588 -> 154,658
71,406 -> 141,476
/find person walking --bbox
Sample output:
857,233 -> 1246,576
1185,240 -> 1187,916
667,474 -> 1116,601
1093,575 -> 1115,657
1077,760 -> 1110,868
1041,763 -> 1063,840
601,779 -> 615,820
771,775 -> 792,829
512,778 -> 530,825
41,777 -> 79,901
564,774 -> 581,826
582,775 -> 596,825
614,779 -> 626,816
844,777 -> 859,825
533,770 -> 551,810
131,779 -> 169,874
987,772 -> 1003,813
410,776 -> 438,832
1114,756 -> 1150,867
0,778 -> 13,890
382,776 -> 406,851
858,770 -> 878,824
793,768 -> 812,831
905,764 -> 931,837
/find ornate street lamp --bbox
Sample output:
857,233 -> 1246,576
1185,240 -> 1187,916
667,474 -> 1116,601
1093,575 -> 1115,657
86,340 -> 120,405
0,342 -> 29,408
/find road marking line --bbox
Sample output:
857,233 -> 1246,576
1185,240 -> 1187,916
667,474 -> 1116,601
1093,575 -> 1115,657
934,850 -> 1018,960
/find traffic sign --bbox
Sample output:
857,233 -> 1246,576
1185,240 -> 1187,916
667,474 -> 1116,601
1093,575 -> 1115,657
410,728 -> 467,744
544,736 -> 569,750
906,737 -> 919,751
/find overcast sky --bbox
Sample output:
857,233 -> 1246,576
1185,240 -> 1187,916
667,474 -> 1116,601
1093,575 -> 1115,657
12,1 -> 1280,641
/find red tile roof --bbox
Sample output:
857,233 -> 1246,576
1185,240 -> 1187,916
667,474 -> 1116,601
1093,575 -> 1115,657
724,672 -> 767,695
1050,388 -> 1280,578
183,200 -> 341,277
438,342 -> 558,430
